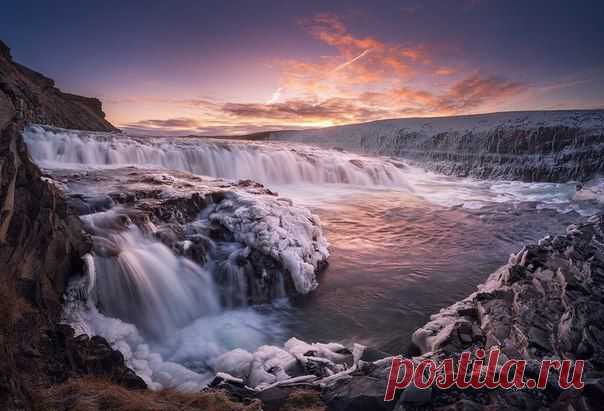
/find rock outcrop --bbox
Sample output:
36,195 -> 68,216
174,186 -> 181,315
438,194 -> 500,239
272,110 -> 604,183
0,41 -> 139,409
316,215 -> 604,410
0,122 -> 146,409
0,40 -> 118,132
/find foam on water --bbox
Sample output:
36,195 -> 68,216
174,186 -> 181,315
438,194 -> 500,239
80,209 -> 221,338
24,125 -> 411,187
65,289 -> 288,391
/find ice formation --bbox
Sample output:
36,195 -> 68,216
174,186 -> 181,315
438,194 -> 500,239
271,110 -> 604,183
206,191 -> 328,294
213,337 -> 367,389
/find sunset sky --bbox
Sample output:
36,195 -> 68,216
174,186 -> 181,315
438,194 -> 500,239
2,0 -> 603,135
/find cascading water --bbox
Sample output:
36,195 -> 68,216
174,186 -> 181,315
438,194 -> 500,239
80,208 -> 221,339
65,205 -> 292,390
24,125 -> 411,187
45,147 -> 331,391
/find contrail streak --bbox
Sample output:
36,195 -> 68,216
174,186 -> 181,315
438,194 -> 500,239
331,49 -> 372,73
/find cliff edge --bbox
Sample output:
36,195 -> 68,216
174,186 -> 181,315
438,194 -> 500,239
0,40 -> 118,132
272,110 -> 604,183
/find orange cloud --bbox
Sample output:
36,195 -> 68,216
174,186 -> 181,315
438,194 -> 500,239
111,14 -> 530,135
277,13 -> 430,98
435,67 -> 456,76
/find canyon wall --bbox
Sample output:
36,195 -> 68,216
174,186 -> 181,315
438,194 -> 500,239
272,110 -> 604,183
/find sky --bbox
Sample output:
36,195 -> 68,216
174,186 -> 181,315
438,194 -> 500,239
1,0 -> 603,135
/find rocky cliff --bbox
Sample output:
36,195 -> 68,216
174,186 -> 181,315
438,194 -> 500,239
272,110 -> 604,183
0,40 -> 117,132
0,41 -> 143,410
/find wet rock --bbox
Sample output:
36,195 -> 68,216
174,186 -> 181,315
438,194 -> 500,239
360,347 -> 392,363
402,215 -> 604,409
322,375 -> 396,411
53,167 -> 329,304
256,386 -> 291,411
0,46 -> 139,408
398,385 -> 432,406
583,378 -> 604,409
434,399 -> 484,411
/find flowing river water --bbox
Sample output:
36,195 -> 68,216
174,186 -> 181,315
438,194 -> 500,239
24,125 -> 604,389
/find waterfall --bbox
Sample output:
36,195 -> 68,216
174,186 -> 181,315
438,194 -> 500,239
64,206 -> 289,390
80,208 -> 221,339
270,110 -> 604,183
24,125 -> 410,187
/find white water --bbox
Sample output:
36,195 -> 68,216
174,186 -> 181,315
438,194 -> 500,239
25,125 -> 410,187
80,209 -> 221,339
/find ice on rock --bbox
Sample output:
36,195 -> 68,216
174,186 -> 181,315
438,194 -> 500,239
209,191 -> 329,294
214,348 -> 254,379
63,298 -> 213,392
247,345 -> 297,388
214,337 -> 363,389
285,337 -> 349,364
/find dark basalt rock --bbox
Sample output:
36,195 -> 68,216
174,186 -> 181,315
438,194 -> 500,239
322,374 -> 396,411
0,122 -> 146,409
55,329 -> 146,390
0,121 -> 88,320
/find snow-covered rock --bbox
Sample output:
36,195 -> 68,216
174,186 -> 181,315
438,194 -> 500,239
214,337 -> 363,389
49,167 -> 329,302
271,110 -> 604,183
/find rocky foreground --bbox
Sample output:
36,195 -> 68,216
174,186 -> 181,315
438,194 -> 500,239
276,215 -> 604,411
205,215 -> 604,410
0,39 -> 158,409
0,115 -> 148,409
